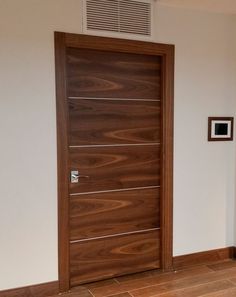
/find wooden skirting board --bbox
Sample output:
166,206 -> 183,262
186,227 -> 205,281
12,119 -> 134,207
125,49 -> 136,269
0,247 -> 235,297
0,281 -> 59,297
173,247 -> 236,269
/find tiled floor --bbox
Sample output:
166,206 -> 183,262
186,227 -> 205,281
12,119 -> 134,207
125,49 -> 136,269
53,260 -> 236,297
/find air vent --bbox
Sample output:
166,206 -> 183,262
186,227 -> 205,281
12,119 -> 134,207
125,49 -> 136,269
83,0 -> 154,40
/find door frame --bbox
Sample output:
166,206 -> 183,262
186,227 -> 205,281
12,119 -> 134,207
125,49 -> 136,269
54,31 -> 174,293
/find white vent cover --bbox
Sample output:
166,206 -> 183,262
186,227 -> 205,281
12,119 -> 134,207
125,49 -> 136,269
83,0 -> 154,40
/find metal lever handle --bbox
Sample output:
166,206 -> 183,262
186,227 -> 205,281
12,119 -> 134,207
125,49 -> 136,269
78,175 -> 90,179
70,170 -> 90,183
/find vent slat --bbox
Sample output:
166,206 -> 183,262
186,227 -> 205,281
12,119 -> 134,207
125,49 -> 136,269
88,27 -> 120,32
87,6 -> 119,12
120,19 -> 150,24
87,18 -> 118,23
87,0 -> 118,4
121,29 -> 150,34
120,26 -> 150,31
120,25 -> 150,31
88,17 -> 118,25
88,25 -> 119,30
121,15 -> 150,18
87,13 -> 118,18
88,24 -> 119,29
120,17 -> 150,22
87,9 -> 119,12
120,2 -> 150,8
120,30 -> 151,34
120,20 -> 150,26
85,0 -> 152,38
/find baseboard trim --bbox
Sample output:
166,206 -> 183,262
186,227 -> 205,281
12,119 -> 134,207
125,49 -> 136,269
232,246 -> 236,258
0,281 -> 59,297
1,247 -> 235,296
173,246 -> 235,269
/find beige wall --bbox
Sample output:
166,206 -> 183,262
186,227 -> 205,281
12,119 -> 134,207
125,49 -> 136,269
0,0 -> 236,290
158,0 -> 236,14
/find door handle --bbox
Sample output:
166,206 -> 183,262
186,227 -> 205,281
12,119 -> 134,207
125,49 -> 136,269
79,175 -> 90,179
70,170 -> 90,184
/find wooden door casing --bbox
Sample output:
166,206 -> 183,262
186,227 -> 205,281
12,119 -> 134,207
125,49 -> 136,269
55,32 -> 174,292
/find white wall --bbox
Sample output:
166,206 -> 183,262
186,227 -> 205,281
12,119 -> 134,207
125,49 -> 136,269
0,0 -> 236,290
0,0 -> 83,290
155,4 -> 236,256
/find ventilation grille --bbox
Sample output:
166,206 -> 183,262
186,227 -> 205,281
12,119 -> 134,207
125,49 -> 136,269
84,0 -> 152,37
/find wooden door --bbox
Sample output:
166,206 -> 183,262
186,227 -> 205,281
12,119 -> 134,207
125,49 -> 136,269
55,33 -> 174,292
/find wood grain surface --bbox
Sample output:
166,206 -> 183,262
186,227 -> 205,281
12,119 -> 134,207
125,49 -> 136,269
69,145 -> 160,194
55,32 -> 174,290
5,259 -> 236,297
173,247 -> 235,269
70,187 -> 160,240
0,281 -> 59,297
160,44 -> 174,271
67,48 -> 161,99
70,230 -> 160,285
65,33 -> 174,56
68,99 -> 161,145
129,267 -> 236,297
54,31 -> 70,292
86,266 -> 217,297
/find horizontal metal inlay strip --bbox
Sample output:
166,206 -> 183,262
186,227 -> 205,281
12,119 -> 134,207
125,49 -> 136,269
70,185 -> 160,196
68,97 -> 160,102
70,227 -> 160,244
69,143 -> 160,148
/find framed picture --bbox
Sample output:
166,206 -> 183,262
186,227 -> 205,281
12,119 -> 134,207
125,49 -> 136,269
208,117 -> 234,141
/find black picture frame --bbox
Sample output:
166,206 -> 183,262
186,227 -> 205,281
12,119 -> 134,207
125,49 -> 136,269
208,117 -> 234,141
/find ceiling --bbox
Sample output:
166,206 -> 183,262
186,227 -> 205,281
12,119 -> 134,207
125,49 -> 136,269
157,0 -> 236,14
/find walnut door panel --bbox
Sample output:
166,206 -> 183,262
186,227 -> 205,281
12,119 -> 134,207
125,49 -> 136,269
67,48 -> 162,99
56,33 -> 174,291
70,187 -> 160,240
68,99 -> 161,146
69,145 -> 160,194
70,230 -> 160,286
